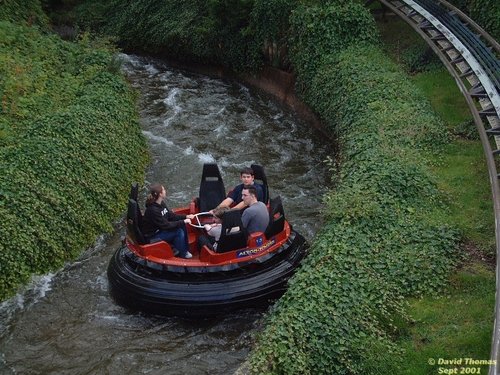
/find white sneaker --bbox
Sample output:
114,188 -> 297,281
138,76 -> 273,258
183,251 -> 193,259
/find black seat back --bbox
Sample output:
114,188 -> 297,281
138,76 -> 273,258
129,182 -> 139,202
129,183 -> 142,228
199,163 -> 226,212
217,210 -> 248,253
127,199 -> 148,245
250,164 -> 269,204
265,196 -> 285,239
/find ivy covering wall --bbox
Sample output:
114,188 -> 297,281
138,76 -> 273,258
0,4 -> 148,299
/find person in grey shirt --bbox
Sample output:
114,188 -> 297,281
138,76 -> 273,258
241,185 -> 269,234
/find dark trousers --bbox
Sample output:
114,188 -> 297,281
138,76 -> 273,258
150,226 -> 189,256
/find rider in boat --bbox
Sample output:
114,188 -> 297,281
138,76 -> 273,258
211,167 -> 264,211
142,183 -> 195,259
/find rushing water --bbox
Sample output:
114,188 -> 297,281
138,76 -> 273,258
0,54 -> 333,374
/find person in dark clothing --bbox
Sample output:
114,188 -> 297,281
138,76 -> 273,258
211,167 -> 263,212
142,183 -> 194,259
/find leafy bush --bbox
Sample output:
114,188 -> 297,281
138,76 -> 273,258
453,0 -> 500,41
248,26 -> 459,375
0,0 -> 49,27
289,2 -> 379,88
97,0 -> 262,71
453,118 -> 479,140
249,0 -> 298,68
0,22 -> 148,299
400,44 -> 441,73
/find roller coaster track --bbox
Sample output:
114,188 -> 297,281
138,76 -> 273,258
369,0 -> 500,371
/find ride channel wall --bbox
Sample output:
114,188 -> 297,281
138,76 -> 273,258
370,0 -> 500,372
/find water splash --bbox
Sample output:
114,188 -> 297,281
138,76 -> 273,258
141,130 -> 174,146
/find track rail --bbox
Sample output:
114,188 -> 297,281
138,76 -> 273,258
370,0 -> 500,372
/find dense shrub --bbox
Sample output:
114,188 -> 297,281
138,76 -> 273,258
248,25 -> 459,375
289,2 -> 379,88
0,0 -> 49,27
448,0 -> 500,41
400,43 -> 442,73
249,0 -> 298,69
96,0 -> 262,71
0,22 -> 148,299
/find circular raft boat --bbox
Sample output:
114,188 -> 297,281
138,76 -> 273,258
107,163 -> 308,317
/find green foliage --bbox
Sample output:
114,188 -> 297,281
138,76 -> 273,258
249,25 -> 459,375
389,262 -> 495,375
448,0 -> 500,41
400,44 -> 441,74
0,0 -> 49,27
376,17 -> 441,74
96,0 -> 262,71
249,0 -> 298,68
0,21 -> 148,299
289,2 -> 379,89
73,0 -> 109,32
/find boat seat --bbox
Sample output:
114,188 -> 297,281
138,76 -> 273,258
251,164 -> 269,204
265,196 -> 285,239
199,163 -> 226,212
216,210 -> 248,253
129,183 -> 142,229
129,182 -> 139,202
127,199 -> 148,245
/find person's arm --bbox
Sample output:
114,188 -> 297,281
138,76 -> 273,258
216,197 -> 234,209
149,206 -> 183,231
241,209 -> 251,229
230,200 -> 247,211
167,209 -> 186,222
157,216 -> 184,230
208,224 -> 222,241
165,205 -> 194,221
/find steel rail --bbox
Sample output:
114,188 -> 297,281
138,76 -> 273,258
370,0 -> 500,372
435,0 -> 500,55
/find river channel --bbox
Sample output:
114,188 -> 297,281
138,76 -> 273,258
0,54 -> 333,374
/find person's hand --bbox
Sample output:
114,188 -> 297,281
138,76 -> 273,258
208,209 -> 215,215
186,214 -> 195,219
204,224 -> 212,231
184,218 -> 191,224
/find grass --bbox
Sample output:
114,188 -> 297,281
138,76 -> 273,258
412,69 -> 472,129
430,140 -> 495,255
374,13 -> 496,374
397,262 -> 495,375
377,16 -> 425,64
410,69 -> 494,255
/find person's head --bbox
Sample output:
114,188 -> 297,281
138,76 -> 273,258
239,167 -> 255,186
146,183 -> 166,205
212,206 -> 229,222
242,185 -> 257,206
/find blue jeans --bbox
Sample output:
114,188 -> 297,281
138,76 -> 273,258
150,226 -> 189,257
